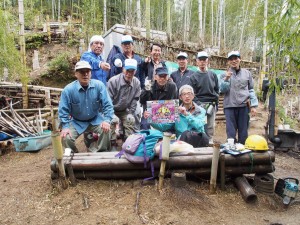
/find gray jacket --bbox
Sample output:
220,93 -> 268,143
107,73 -> 141,113
220,68 -> 258,108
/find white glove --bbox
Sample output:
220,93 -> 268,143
114,58 -> 123,68
145,79 -> 152,91
126,114 -> 135,126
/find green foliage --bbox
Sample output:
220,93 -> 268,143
277,100 -> 296,128
267,0 -> 300,89
25,33 -> 45,49
42,53 -> 74,81
0,9 -> 23,80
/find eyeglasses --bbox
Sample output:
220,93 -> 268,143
181,92 -> 193,97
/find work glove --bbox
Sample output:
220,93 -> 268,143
144,79 -> 152,91
126,114 -> 135,126
114,58 -> 123,68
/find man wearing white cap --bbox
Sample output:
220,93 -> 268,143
170,52 -> 193,90
188,51 -> 219,144
107,59 -> 141,139
110,35 -> 145,89
220,51 -> 258,144
59,61 -> 114,153
81,35 -> 111,85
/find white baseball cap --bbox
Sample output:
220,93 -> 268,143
177,52 -> 188,59
124,59 -> 137,70
121,35 -> 133,44
227,51 -> 241,59
75,61 -> 92,71
197,51 -> 209,58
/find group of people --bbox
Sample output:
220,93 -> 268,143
58,34 -> 258,153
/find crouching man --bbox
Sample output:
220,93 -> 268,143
107,59 -> 141,140
59,61 -> 114,153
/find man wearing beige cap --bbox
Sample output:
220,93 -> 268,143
107,58 -> 141,139
170,52 -> 193,90
59,61 -> 114,153
188,51 -> 219,145
81,35 -> 111,85
220,51 -> 258,144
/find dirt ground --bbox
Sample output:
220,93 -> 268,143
1,103 -> 300,225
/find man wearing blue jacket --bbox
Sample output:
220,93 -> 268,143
111,35 -> 145,89
59,61 -> 114,153
81,35 -> 111,85
220,51 -> 258,144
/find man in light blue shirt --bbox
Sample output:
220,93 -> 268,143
81,35 -> 111,85
59,61 -> 114,152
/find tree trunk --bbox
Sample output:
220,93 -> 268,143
198,0 -> 203,43
167,0 -> 172,40
52,0 -> 55,20
136,0 -> 141,29
261,0 -> 268,90
18,0 -> 28,109
217,0 -> 224,54
211,0 -> 214,46
145,0 -> 150,39
239,0 -> 250,51
103,0 -> 107,32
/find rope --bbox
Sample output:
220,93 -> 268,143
249,152 -> 254,173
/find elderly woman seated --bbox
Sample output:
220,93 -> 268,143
144,84 -> 209,147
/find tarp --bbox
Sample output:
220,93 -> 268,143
165,61 -> 225,79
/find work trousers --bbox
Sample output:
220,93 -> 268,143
224,106 -> 249,144
62,123 -> 112,153
114,111 -> 138,140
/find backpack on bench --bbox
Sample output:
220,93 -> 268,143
115,130 -> 163,179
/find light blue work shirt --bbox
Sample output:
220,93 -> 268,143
59,79 -> 114,134
81,51 -> 108,85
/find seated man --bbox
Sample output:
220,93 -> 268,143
59,61 -> 114,153
145,84 -> 209,147
140,66 -> 178,129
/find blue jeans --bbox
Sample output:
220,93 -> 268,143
224,107 -> 249,144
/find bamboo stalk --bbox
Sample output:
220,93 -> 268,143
210,144 -> 220,193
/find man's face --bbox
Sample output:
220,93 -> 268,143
122,42 -> 133,54
177,57 -> 188,69
197,57 -> 208,69
75,69 -> 91,86
228,56 -> 241,69
124,69 -> 136,82
156,74 -> 168,86
151,45 -> 162,59
90,41 -> 104,55
180,89 -> 194,104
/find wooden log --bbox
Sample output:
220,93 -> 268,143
51,151 -> 275,172
51,164 -> 274,180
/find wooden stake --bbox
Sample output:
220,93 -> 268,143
210,144 -> 220,194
